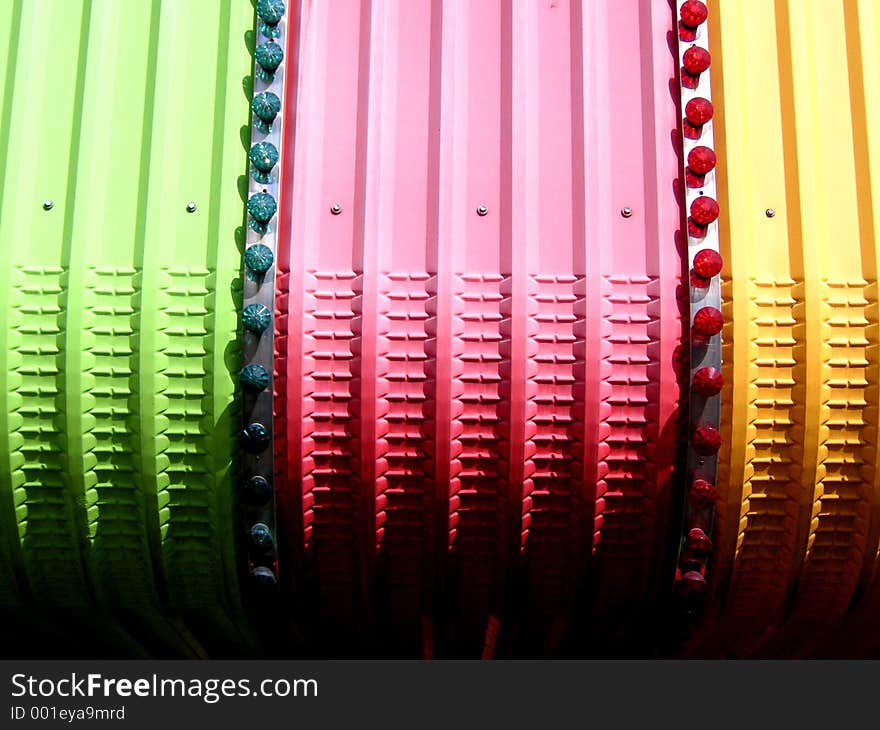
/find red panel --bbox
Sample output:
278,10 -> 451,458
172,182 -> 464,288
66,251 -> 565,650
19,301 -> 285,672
276,0 -> 682,653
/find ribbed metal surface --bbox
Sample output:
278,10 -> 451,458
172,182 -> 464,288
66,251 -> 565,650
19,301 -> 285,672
0,0 -> 253,654
703,0 -> 880,657
274,0 -> 683,654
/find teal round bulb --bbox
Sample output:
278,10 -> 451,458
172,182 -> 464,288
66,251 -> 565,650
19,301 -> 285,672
244,244 -> 275,275
256,0 -> 285,25
247,192 -> 277,223
245,475 -> 273,504
255,41 -> 283,73
249,522 -> 274,550
242,423 -> 271,453
251,92 -> 281,123
240,363 -> 270,391
242,303 -> 272,333
249,142 -> 279,173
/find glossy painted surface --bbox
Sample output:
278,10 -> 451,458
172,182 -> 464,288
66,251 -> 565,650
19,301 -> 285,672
0,0 -> 253,655
705,0 -> 880,657
275,0 -> 683,652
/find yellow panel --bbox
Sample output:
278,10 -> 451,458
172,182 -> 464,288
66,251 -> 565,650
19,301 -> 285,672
710,0 -> 880,653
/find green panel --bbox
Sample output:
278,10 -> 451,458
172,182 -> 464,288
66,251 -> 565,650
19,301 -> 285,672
0,0 -> 252,648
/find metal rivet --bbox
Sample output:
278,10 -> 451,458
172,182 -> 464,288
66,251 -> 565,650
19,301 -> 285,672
765,208 -> 776,218
621,206 -> 633,218
476,205 -> 488,217
186,201 -> 197,213
42,200 -> 54,211
330,203 -> 342,215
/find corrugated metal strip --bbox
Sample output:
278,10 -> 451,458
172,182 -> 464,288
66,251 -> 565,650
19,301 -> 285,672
705,0 -> 880,657
275,0 -> 683,654
0,0 -> 253,654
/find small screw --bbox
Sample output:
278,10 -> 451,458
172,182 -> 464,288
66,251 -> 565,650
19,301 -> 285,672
186,201 -> 197,213
42,200 -> 54,211
330,203 -> 342,215
621,206 -> 633,218
765,208 -> 776,218
476,205 -> 488,217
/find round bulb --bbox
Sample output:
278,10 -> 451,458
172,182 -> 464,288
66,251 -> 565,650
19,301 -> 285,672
680,1 -> 708,28
689,479 -> 719,509
678,570 -> 708,599
242,422 -> 271,452
690,196 -> 719,226
692,366 -> 723,397
693,249 -> 723,278
685,97 -> 714,126
252,92 -> 281,123
687,146 -> 716,175
255,42 -> 284,73
686,527 -> 713,554
692,306 -> 723,337
248,192 -> 277,223
683,46 -> 711,75
692,424 -> 722,455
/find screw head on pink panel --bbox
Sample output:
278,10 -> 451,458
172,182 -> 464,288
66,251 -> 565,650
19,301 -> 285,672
477,205 -> 488,216
621,206 -> 633,218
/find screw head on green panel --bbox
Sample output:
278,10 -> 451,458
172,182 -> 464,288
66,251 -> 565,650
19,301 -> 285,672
255,41 -> 284,76
245,475 -> 273,504
252,91 -> 281,129
242,303 -> 272,333
257,0 -> 285,28
249,522 -> 274,552
247,192 -> 277,224
244,243 -> 275,275
240,363 -> 270,391
242,422 -> 271,452
249,142 -> 279,183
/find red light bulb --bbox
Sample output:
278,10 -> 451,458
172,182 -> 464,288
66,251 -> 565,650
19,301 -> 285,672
692,366 -> 723,397
692,306 -> 723,337
683,46 -> 711,75
687,146 -> 716,175
693,249 -> 723,278
678,570 -> 708,599
686,527 -> 713,554
689,479 -> 718,509
685,97 -> 714,126
692,424 -> 722,455
680,1 -> 708,28
690,196 -> 719,225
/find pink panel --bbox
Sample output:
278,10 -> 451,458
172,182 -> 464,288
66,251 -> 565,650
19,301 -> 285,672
276,0 -> 682,653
